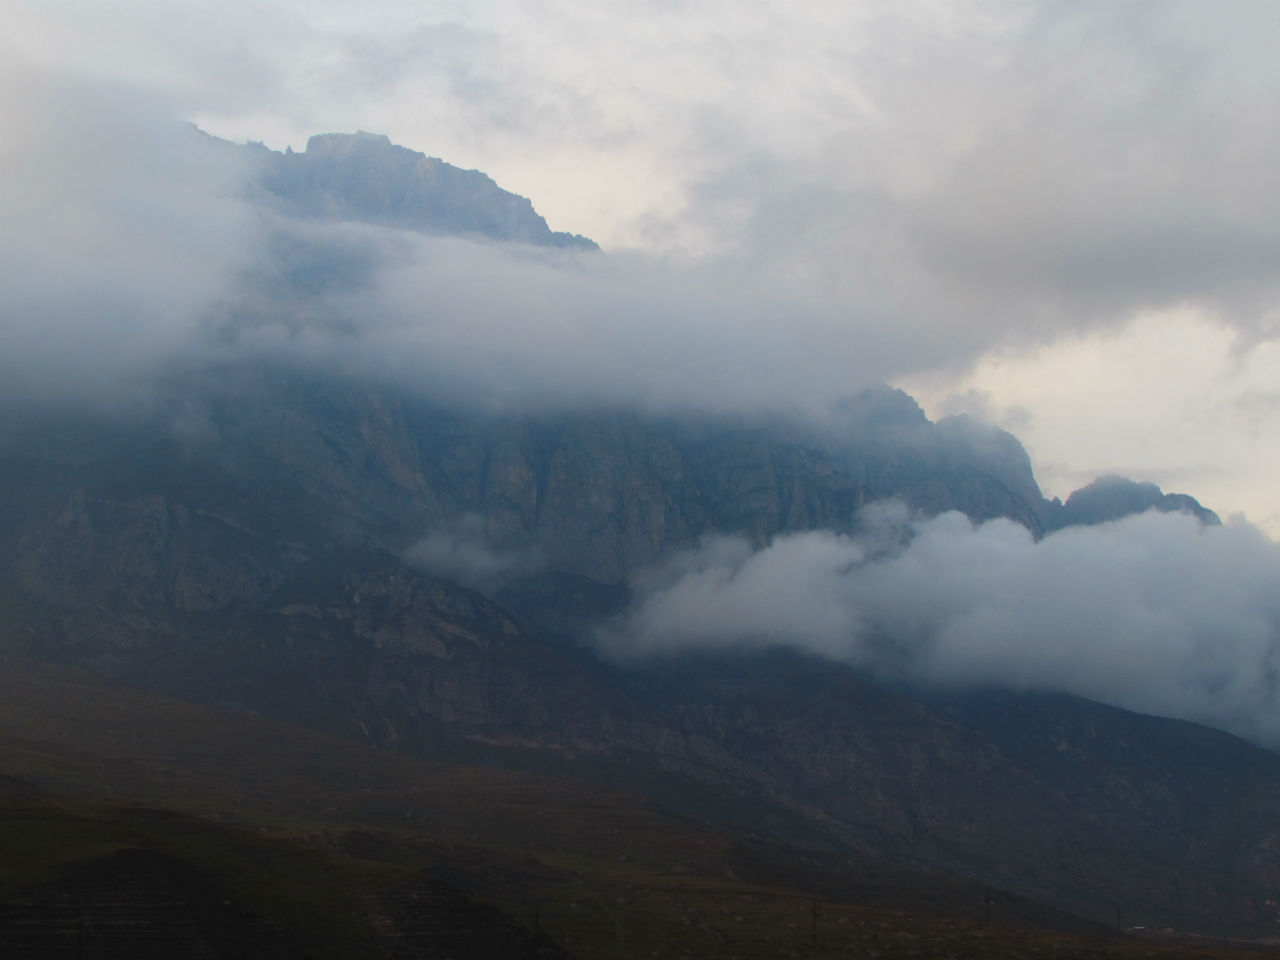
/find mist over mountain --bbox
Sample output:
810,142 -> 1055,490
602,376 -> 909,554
9,75 -> 1207,420
0,121 -> 1246,746
4,116 -> 1280,941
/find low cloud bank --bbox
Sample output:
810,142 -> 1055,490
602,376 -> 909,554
598,504 -> 1280,746
0,63 -> 940,418
10,51 -> 1280,424
405,515 -> 539,590
0,76 -> 967,420
0,60 -> 259,406
10,5 -> 1280,430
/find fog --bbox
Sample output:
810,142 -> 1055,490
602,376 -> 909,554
405,515 -> 540,590
0,65 -> 1018,419
8,2 -> 1280,419
0,61 -> 260,406
598,504 -> 1280,746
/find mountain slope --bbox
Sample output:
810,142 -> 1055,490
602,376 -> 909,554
7,661 -> 1276,958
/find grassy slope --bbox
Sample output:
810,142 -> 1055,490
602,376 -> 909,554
0,659 -> 1266,959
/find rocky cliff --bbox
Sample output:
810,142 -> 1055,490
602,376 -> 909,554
5,370 -> 1185,599
249,131 -> 597,249
1053,474 -> 1221,527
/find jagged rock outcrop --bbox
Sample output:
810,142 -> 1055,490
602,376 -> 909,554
1050,474 -> 1220,528
249,131 -> 597,250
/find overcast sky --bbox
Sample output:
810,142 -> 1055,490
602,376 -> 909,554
5,0 -> 1280,532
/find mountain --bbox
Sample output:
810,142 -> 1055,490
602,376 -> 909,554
248,131 -> 598,250
0,366 -> 1254,935
0,131 -> 1258,950
1054,474 -> 1221,527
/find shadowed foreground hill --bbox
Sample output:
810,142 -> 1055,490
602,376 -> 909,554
0,778 -> 565,959
0,662 -> 1270,960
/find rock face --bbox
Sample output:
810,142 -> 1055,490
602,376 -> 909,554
250,131 -> 598,250
2,374 -> 1142,597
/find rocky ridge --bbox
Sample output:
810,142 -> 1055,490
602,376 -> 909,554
1056,474 -> 1221,527
249,131 -> 598,250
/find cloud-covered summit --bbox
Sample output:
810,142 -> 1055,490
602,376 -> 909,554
1,69 -> 1087,420
10,0 -> 1280,528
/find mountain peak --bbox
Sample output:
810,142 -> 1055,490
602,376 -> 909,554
303,130 -> 394,154
1059,474 -> 1220,527
253,132 -> 598,250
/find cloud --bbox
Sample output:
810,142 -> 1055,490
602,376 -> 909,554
598,503 -> 1280,746
312,232 -> 949,417
0,61 -> 1007,419
901,309 -> 1280,536
696,2 -> 1280,375
8,3 -> 1280,405
0,58 -> 259,406
404,514 -> 540,590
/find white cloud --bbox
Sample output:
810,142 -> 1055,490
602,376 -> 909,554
405,514 -> 540,589
0,57 -> 259,405
600,504 -> 1280,746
